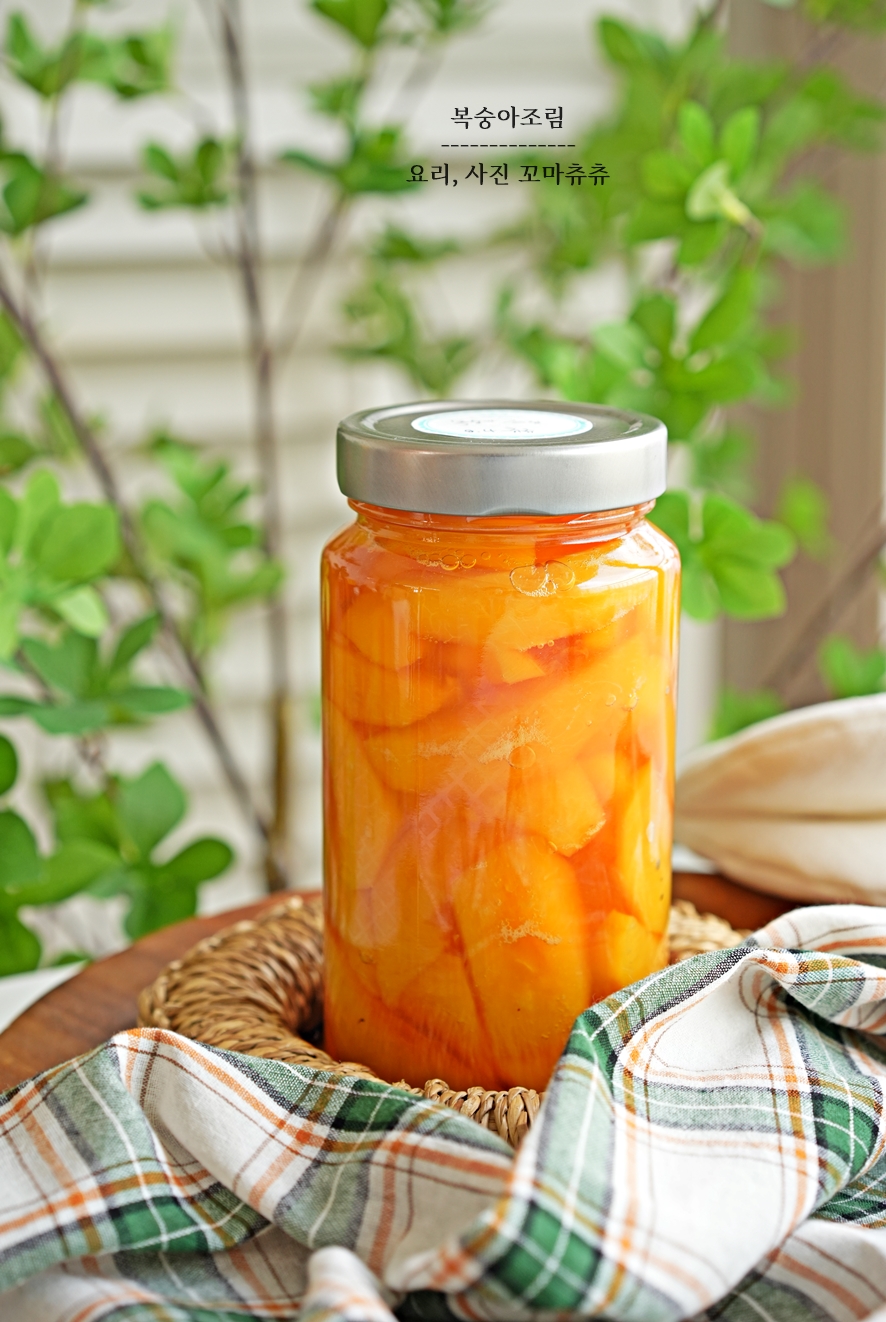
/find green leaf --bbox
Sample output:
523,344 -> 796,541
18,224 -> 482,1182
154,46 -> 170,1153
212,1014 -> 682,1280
776,475 -> 832,559
689,269 -> 758,352
686,160 -> 755,229
140,437 -> 281,650
45,777 -> 120,850
625,198 -> 686,243
0,314 -> 23,380
285,128 -> 421,197
34,503 -> 119,581
0,433 -> 37,475
0,809 -> 40,887
0,488 -> 15,553
53,585 -> 109,636
309,75 -> 364,124
412,0 -> 490,35
678,219 -> 726,267
371,227 -> 460,263
0,913 -> 40,975
78,26 -> 174,100
138,138 -> 232,211
341,273 -> 476,394
678,102 -> 716,169
0,597 -> 22,662
631,295 -> 675,354
763,182 -> 844,264
0,733 -> 16,794
110,613 -> 160,674
818,635 -> 886,698
593,320 -> 648,369
651,490 -> 795,621
690,428 -> 755,501
161,837 -> 233,884
0,696 -> 36,717
312,0 -> 389,47
759,98 -> 821,169
123,873 -> 198,939
20,840 -> 119,907
673,351 -> 757,401
118,762 -> 185,857
641,150 -> 693,199
710,687 -> 786,741
597,17 -> 668,69
16,470 -> 60,555
0,154 -> 87,234
31,700 -> 111,735
21,632 -> 96,697
5,13 -> 83,97
110,686 -> 191,717
720,107 -> 760,177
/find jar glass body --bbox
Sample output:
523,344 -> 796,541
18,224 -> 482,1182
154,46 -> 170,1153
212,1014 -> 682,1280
321,500 -> 680,1092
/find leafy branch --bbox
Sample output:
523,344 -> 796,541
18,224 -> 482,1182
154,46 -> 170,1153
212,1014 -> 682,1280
0,271 -> 269,844
336,0 -> 886,730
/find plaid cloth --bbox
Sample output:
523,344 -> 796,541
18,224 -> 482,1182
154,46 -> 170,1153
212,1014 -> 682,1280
3,905 -> 886,1321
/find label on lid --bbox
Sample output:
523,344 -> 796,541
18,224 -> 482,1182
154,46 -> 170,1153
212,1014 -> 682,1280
411,408 -> 593,442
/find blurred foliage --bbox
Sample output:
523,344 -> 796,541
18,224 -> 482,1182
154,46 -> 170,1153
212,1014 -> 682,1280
300,0 -> 886,745
0,741 -> 228,972
818,634 -> 886,697
138,139 -> 234,210
0,0 -> 485,973
333,0 -> 886,634
652,489 -> 795,621
0,4 -> 236,974
709,685 -> 786,739
45,764 -> 232,940
776,474 -> 833,559
141,436 -> 283,654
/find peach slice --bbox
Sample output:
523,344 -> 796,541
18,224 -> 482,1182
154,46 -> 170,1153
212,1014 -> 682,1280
324,928 -> 477,1088
363,634 -> 649,801
342,591 -> 426,670
323,706 -> 400,939
484,565 -> 659,664
327,635 -> 458,728
586,911 -> 669,1002
502,759 -> 606,856
395,952 -> 499,1091
615,759 -> 672,935
452,835 -> 591,1090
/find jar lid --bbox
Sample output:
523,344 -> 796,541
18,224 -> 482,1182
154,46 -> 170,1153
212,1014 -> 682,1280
336,400 -> 667,516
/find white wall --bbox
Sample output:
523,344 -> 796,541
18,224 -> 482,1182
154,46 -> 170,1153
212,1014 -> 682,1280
4,0 -> 710,932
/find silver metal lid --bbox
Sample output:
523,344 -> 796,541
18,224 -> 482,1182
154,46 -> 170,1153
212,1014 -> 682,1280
336,400 -> 667,516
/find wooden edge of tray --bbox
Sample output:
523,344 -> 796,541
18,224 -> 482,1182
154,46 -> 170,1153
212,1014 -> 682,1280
0,873 -> 793,1094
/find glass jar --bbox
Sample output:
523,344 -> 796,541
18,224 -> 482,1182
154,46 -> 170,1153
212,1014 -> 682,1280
321,402 -> 679,1093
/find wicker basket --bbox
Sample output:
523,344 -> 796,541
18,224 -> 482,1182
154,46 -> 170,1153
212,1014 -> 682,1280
138,895 -> 748,1147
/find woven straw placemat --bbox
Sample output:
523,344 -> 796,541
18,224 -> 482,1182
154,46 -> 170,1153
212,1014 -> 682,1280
138,896 -> 749,1147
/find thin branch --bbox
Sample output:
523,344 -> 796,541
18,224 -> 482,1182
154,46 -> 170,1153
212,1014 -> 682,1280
764,509 -> 886,695
274,193 -> 350,364
0,265 -> 270,846
217,0 -> 291,890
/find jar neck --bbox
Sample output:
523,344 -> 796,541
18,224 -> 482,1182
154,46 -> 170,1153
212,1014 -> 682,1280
349,500 -> 653,546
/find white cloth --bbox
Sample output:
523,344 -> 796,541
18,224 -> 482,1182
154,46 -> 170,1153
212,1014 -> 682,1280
675,693 -> 886,903
0,964 -> 84,1036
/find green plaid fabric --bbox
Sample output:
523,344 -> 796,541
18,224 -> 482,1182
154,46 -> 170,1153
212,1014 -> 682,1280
2,903 -> 886,1321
